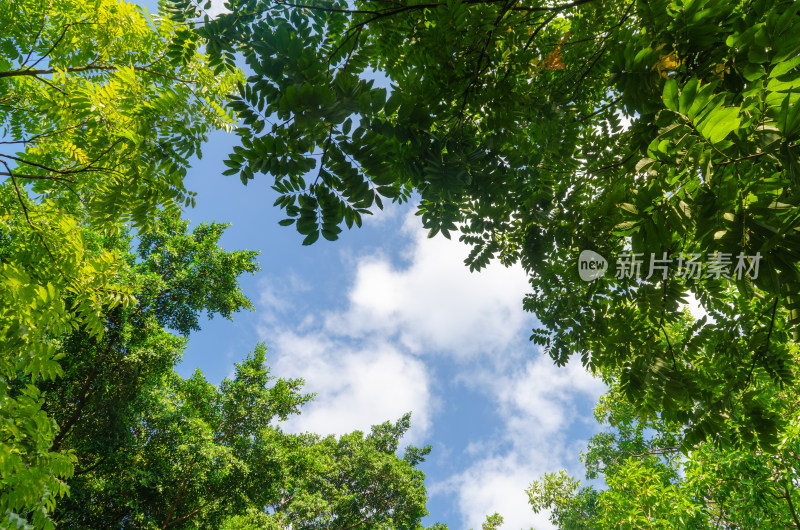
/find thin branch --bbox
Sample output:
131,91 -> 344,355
657,254 -> 678,369
1,138 -> 124,177
0,153 -> 80,175
73,449 -> 116,476
785,485 -> 800,529
457,0 -> 517,124
3,161 -> 35,230
0,64 -> 188,84
0,122 -> 86,145
162,474 -> 190,529
0,164 -> 79,283
313,126 -> 334,187
718,143 -> 798,166
578,95 -> 622,123
562,3 -> 633,96
498,11 -> 557,86
317,0 -> 595,46
21,3 -> 53,67
26,22 -> 97,72
274,1 -> 379,15
31,73 -> 65,93
163,496 -> 221,529
328,24 -> 363,74
0,171 -> 76,183
51,364 -> 101,451
589,149 -> 637,174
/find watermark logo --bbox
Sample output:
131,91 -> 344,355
578,250 -> 608,281
578,250 -> 762,282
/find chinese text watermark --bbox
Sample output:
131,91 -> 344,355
578,251 -> 761,282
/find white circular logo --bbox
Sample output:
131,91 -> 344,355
578,250 -> 607,282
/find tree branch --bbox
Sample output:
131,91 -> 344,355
785,485 -> 800,529
0,64 -> 188,83
718,143 -> 798,166
163,496 -> 221,529
25,22 -> 97,72
0,171 -> 76,183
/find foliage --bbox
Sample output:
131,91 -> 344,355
0,196 -> 131,528
0,0 -> 237,523
2,205 -> 436,529
6,0 -> 800,525
134,211 -> 260,334
528,378 -> 800,528
2,0 -> 446,527
190,0 -> 800,448
481,513 -> 505,530
528,471 -> 599,530
52,342 -> 436,529
1,0 -> 238,225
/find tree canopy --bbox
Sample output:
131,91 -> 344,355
528,376 -> 800,528
1,0 -> 239,522
183,0 -> 800,449
1,1 -> 440,527
4,0 -> 800,526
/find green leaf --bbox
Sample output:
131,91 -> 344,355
770,55 -> 800,78
302,231 -> 320,245
696,106 -> 741,144
663,79 -> 679,111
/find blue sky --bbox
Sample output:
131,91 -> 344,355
133,3 -> 607,527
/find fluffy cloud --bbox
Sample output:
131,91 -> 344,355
447,455 -> 554,530
256,209 -> 604,529
271,330 -> 434,445
327,214 -> 532,359
496,356 -> 606,439
443,356 -> 605,529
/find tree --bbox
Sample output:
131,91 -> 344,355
1,0 -> 237,523
36,209 -> 260,510
1,0 -> 238,226
2,205 -> 441,527
528,374 -> 800,528
1,205 -> 260,527
54,347 -> 433,529
12,207 -> 440,529
190,0 -> 800,447
2,2 -> 448,527
481,513 -> 505,530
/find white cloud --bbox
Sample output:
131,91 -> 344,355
255,209 -> 605,529
448,456 -> 553,530
442,355 -> 605,530
327,213 -> 531,359
495,357 -> 605,439
271,331 -> 434,445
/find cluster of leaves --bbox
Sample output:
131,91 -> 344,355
517,0 -> 800,450
40,212 -> 440,529
0,196 -> 134,526
189,0 -> 800,449
1,0 -> 239,226
52,341 -> 433,529
6,0 -> 800,525
528,374 -> 800,528
2,4 -> 450,527
0,0 -> 242,523
2,197 -> 442,528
